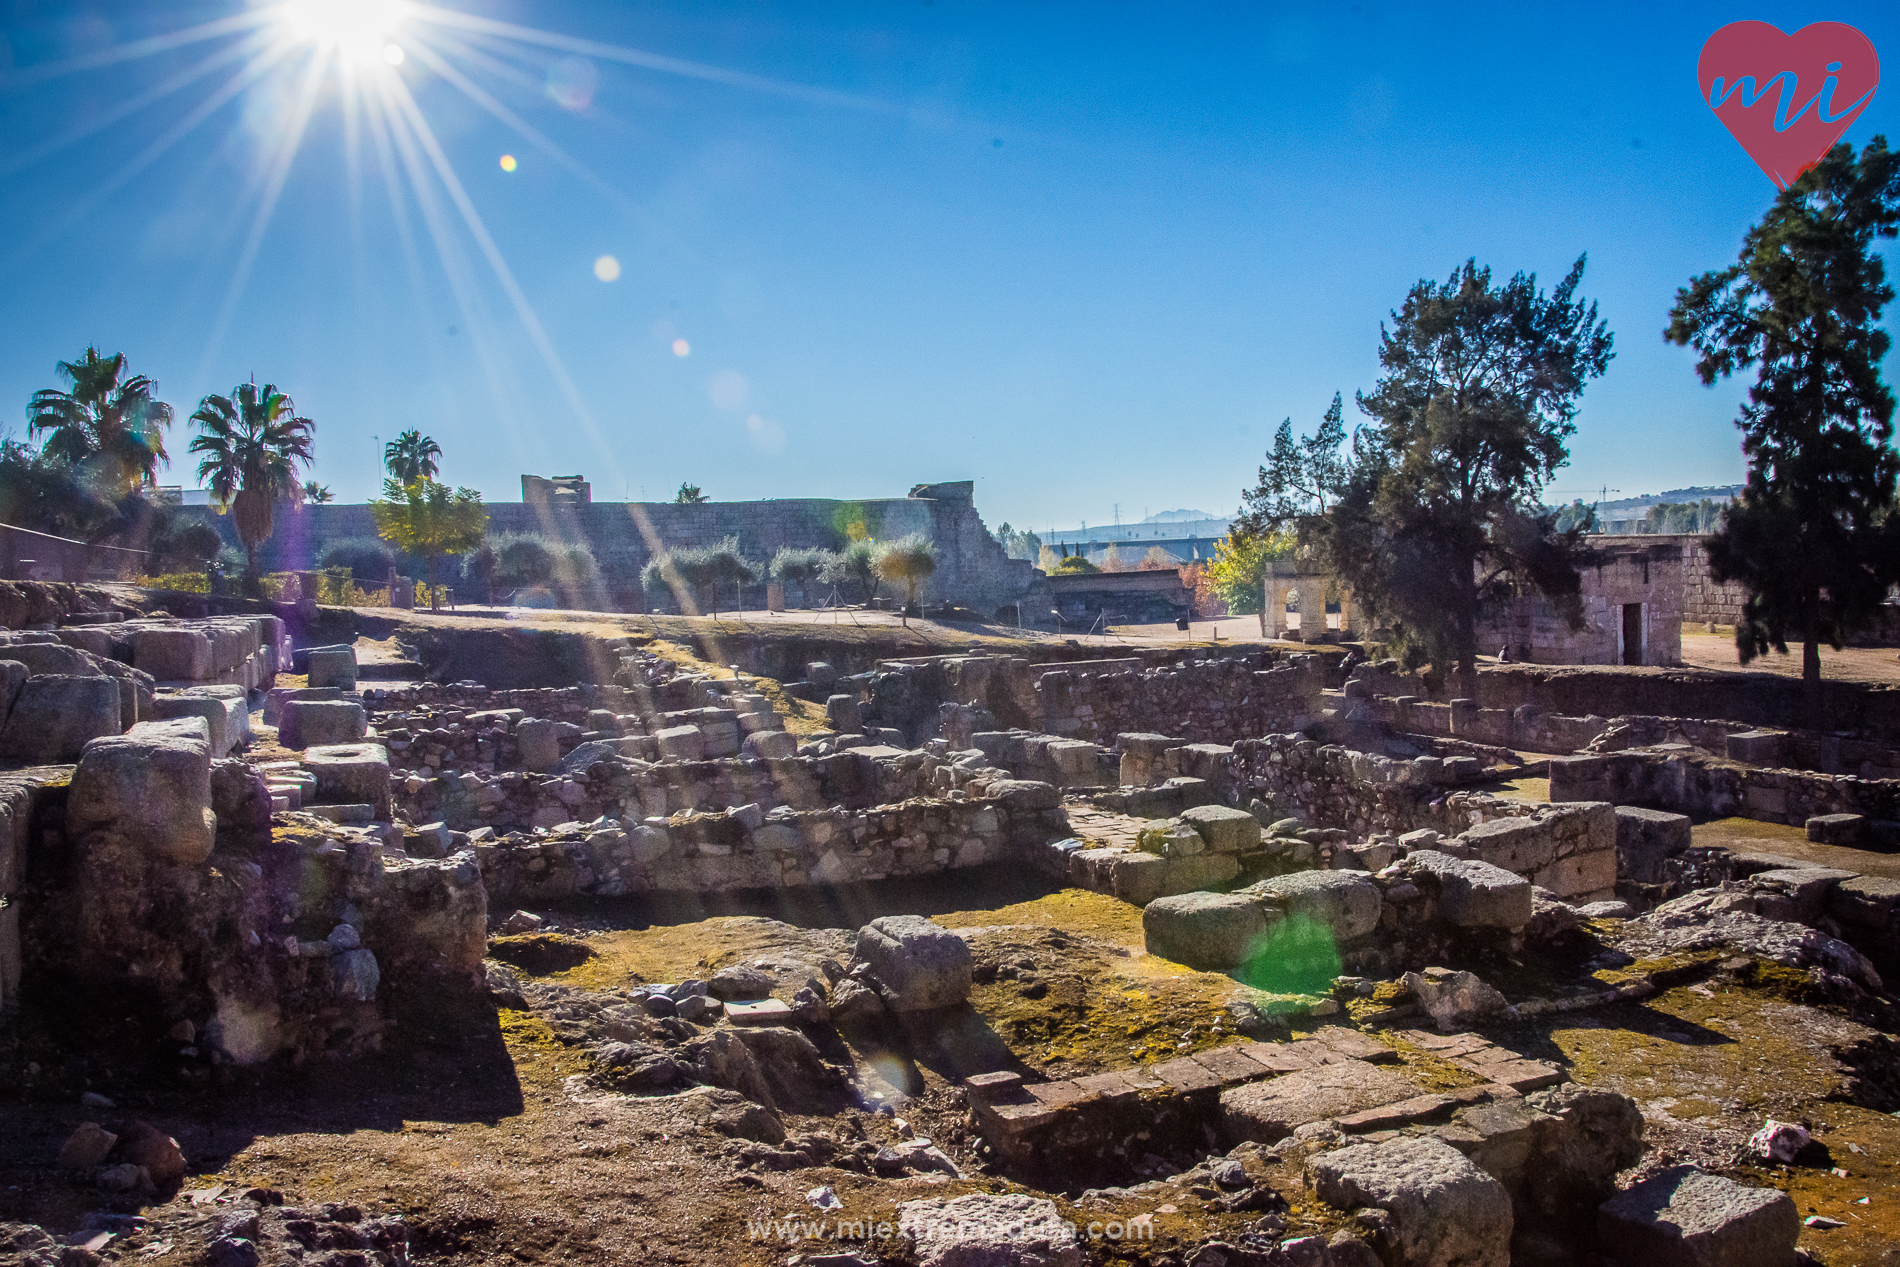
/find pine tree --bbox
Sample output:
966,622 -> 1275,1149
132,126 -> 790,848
1665,137 -> 1900,712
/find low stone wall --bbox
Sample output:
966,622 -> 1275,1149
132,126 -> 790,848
392,743 -> 1012,831
1552,748 -> 1900,827
472,783 -> 1065,905
1035,659 -> 1324,745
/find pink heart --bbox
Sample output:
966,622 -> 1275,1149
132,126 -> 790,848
1698,21 -> 1880,189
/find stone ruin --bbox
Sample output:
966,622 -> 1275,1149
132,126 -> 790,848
2,604 -> 1896,1266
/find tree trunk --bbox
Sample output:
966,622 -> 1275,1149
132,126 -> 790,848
1804,635 -> 1823,725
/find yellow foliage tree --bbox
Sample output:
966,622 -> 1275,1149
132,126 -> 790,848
1204,528 -> 1295,616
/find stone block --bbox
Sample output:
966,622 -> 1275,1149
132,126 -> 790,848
856,915 -> 973,1011
1045,738 -> 1105,786
1409,850 -> 1533,928
277,699 -> 366,750
1106,851 -> 1168,905
741,729 -> 798,760
264,685 -> 340,725
989,780 -> 1059,811
304,646 -> 357,690
303,743 -> 391,817
1725,730 -> 1785,766
67,717 -> 215,865
1118,732 -> 1184,787
1137,817 -> 1204,857
1830,875 -> 1900,930
1246,870 -> 1382,940
1615,805 -> 1692,884
1461,816 -> 1558,875
1597,1166 -> 1796,1267
1181,804 -> 1263,854
826,694 -> 860,733
515,717 -> 561,771
1548,755 -> 1610,803
147,691 -> 248,757
0,660 -> 26,721
1310,1135 -> 1512,1267
133,627 -> 211,681
1160,852 -> 1241,895
700,720 -> 742,758
1807,813 -> 1868,847
0,674 -> 120,761
1223,1060 -> 1417,1144
1142,891 -> 1267,970
653,724 -> 706,762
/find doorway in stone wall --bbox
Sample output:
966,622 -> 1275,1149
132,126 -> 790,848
1622,603 -> 1644,666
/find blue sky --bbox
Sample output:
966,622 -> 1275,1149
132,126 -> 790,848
1,1 -> 1896,533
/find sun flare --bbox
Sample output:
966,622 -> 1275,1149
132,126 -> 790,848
280,0 -> 406,65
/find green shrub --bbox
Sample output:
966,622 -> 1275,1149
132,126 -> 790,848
319,537 -> 396,581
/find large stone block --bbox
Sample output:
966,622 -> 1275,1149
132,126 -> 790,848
304,743 -> 391,818
1548,755 -> 1610,803
653,724 -> 705,762
0,660 -> 27,722
1615,805 -> 1692,885
67,717 -> 215,865
1462,815 -> 1559,875
855,915 -> 973,1011
515,717 -> 561,771
1807,813 -> 1869,847
147,690 -> 248,757
1247,869 -> 1382,940
1181,803 -> 1263,854
1118,732 -> 1184,787
0,675 -> 121,762
304,646 -> 357,690
277,699 -> 366,750
132,627 -> 211,681
1142,891 -> 1266,970
1597,1166 -> 1796,1267
1309,1135 -> 1513,1267
826,694 -> 860,733
742,729 -> 798,760
1224,1060 -> 1417,1144
1725,730 -> 1785,766
897,1193 -> 1080,1267
1409,850 -> 1534,928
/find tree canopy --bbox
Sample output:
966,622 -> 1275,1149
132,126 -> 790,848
384,430 -> 441,484
189,382 -> 314,591
876,534 -> 938,623
1307,255 -> 1614,690
1665,136 -> 1900,703
26,346 -> 173,497
674,482 -> 709,504
1238,394 -> 1349,536
370,478 -> 487,611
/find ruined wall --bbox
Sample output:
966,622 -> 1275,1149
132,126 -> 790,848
1674,536 -> 1747,626
1552,749 -> 1900,827
468,785 -> 1066,905
1033,659 -> 1324,745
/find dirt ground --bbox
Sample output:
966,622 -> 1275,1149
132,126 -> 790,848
8,873 -> 1900,1265
1679,631 -> 1900,685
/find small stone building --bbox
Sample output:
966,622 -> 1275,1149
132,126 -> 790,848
1476,536 -> 1684,667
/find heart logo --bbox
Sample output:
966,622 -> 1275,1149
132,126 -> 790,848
1698,21 -> 1880,189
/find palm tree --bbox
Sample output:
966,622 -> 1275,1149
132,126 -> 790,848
26,346 -> 173,495
674,482 -> 709,504
189,383 -> 315,592
301,480 -> 334,504
384,430 -> 441,484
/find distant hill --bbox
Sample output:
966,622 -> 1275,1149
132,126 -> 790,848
1140,509 -> 1220,523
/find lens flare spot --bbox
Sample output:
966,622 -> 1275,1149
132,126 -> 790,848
593,255 -> 621,282
547,56 -> 599,111
1234,914 -> 1341,996
744,413 -> 786,453
708,370 -> 749,410
499,154 -> 517,173
671,339 -> 691,357
382,43 -> 405,65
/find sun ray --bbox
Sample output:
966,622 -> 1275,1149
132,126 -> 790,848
380,70 -> 616,457
193,44 -> 334,381
0,29 -> 274,177
0,8 -> 273,90
1,36 -> 301,271
370,75 -> 539,474
400,33 -> 645,220
403,2 -> 892,115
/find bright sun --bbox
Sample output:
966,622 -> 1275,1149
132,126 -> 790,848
281,0 -> 406,64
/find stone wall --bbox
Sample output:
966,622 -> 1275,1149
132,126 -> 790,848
1033,658 -> 1325,745
1551,748 -> 1900,828
1675,536 -> 1747,626
470,783 -> 1066,905
187,480 -> 1046,616
1474,537 -> 1684,667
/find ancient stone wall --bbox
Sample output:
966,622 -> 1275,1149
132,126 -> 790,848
1033,658 -> 1324,745
1551,749 -> 1900,827
469,785 -> 1066,905
1675,536 -> 1747,626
